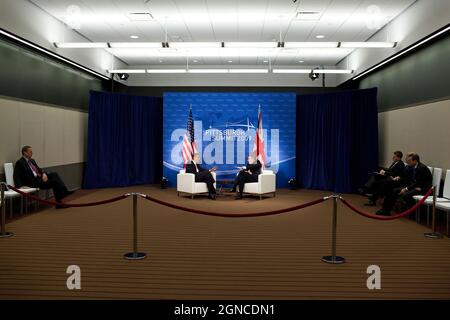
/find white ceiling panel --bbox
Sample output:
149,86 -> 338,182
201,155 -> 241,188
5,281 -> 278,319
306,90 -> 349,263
29,0 -> 417,67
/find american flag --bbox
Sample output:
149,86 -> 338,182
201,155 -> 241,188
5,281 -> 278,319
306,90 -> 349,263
182,106 -> 198,166
253,105 -> 266,169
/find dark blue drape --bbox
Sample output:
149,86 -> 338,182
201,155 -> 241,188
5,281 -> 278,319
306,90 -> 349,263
84,91 -> 163,188
296,88 -> 378,193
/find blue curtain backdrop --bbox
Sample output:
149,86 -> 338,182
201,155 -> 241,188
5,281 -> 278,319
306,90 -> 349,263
296,88 -> 379,193
84,91 -> 163,188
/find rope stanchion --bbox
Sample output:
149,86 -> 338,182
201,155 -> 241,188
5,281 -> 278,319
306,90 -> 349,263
123,193 -> 147,260
0,182 -> 14,238
140,193 -> 327,218
321,195 -> 345,264
7,185 -> 129,207
340,187 -> 433,221
424,186 -> 443,239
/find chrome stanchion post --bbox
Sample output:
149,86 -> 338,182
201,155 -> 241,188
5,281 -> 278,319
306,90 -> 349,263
124,193 -> 147,260
322,195 -> 345,264
424,186 -> 443,239
0,182 -> 14,238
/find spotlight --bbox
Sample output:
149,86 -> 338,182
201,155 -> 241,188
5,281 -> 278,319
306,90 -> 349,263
288,178 -> 298,190
116,73 -> 129,81
161,177 -> 169,189
309,68 -> 320,81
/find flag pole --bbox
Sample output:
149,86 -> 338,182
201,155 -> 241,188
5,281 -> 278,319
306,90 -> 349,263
256,105 -> 260,159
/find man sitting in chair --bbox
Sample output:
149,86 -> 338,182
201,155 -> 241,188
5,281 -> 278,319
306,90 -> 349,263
13,145 -> 74,209
185,153 -> 217,200
359,150 -> 406,206
376,153 -> 432,216
233,155 -> 262,200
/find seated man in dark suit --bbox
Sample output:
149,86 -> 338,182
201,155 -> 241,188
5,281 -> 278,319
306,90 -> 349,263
185,153 -> 217,200
13,145 -> 73,208
368,162 -> 414,206
234,155 -> 262,200
377,153 -> 432,216
361,151 -> 406,206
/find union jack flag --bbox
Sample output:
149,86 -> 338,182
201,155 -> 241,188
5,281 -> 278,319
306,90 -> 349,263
253,105 -> 266,169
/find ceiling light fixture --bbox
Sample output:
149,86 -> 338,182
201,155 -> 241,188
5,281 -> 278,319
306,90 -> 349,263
226,42 -> 278,48
315,69 -> 353,74
109,42 -> 162,48
340,42 -> 397,48
147,69 -> 187,73
108,69 -> 146,74
273,69 -> 353,74
170,42 -> 221,48
188,69 -> 229,73
284,42 -> 338,48
54,42 -> 108,48
229,69 -> 269,73
272,69 -> 311,74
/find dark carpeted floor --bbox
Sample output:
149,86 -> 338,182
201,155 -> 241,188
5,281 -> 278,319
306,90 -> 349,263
1,186 -> 450,299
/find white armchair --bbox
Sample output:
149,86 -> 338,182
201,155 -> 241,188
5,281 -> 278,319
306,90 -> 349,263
241,169 -> 276,200
3,162 -> 39,218
177,169 -> 216,199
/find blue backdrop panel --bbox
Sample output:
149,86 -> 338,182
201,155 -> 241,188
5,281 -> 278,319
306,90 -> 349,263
163,92 -> 296,188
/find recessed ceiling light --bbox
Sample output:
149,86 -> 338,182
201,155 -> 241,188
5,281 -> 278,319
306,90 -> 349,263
130,35 -> 139,39
316,35 -> 325,39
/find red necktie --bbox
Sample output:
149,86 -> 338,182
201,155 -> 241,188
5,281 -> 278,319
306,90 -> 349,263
28,160 -> 42,178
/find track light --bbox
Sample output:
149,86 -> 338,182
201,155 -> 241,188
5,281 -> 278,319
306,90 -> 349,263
116,73 -> 129,81
309,68 -> 320,81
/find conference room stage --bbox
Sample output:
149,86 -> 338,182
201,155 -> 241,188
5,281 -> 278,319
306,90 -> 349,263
3,89 -> 450,300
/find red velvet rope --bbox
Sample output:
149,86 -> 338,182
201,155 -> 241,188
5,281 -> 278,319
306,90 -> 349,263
340,187 -> 433,221
140,194 -> 326,217
5,185 -> 129,207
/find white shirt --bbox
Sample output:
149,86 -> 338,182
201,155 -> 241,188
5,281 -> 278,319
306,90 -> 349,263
192,161 -> 199,173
